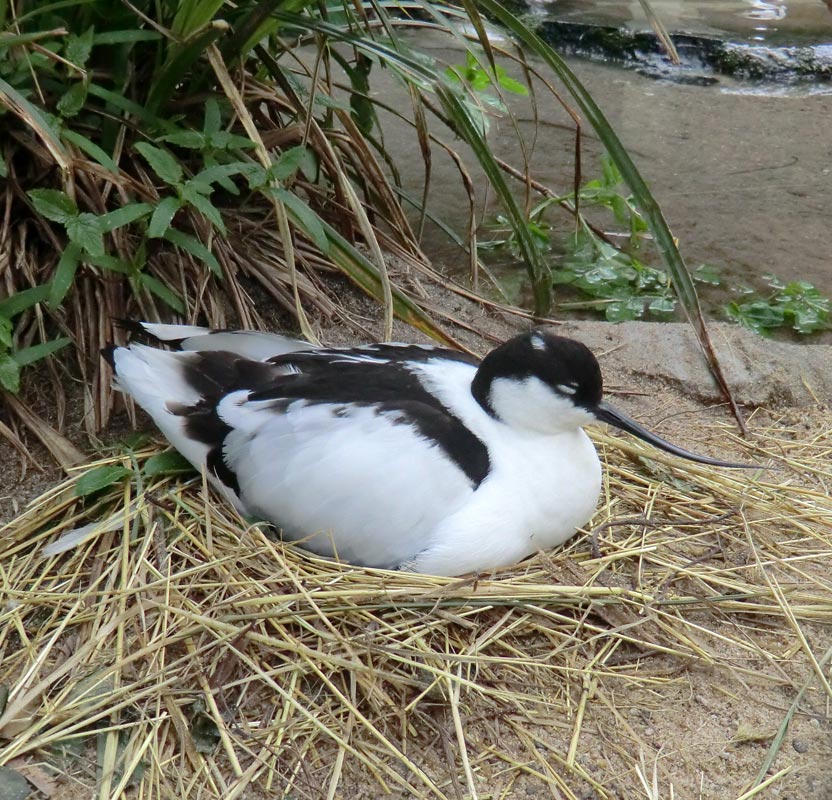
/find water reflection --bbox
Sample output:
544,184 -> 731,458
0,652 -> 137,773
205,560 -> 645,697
537,1 -> 832,44
746,2 -> 786,22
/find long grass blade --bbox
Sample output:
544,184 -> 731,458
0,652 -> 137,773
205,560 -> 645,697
475,0 -> 746,430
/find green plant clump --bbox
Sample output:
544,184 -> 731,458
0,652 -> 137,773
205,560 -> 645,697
726,276 -> 832,335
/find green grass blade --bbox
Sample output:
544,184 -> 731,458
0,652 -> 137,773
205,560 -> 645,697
435,83 -> 551,315
475,0 -> 745,425
0,77 -> 70,170
323,224 -> 457,347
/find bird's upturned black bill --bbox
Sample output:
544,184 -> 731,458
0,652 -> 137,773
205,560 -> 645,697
593,401 -> 757,469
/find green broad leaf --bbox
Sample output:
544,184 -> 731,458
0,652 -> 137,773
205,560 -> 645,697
496,72 -> 528,95
49,243 -> 82,307
148,197 -> 183,238
29,188 -> 78,223
14,337 -> 71,367
163,229 -> 221,275
84,254 -> 132,273
209,131 -> 256,151
93,30 -> 163,45
647,295 -> 676,316
75,464 -> 132,497
159,130 -> 207,149
0,353 -> 20,393
66,213 -> 105,257
194,161 -> 256,188
135,142 -> 183,186
86,84 -> 174,131
61,128 -> 119,174
97,203 -> 153,232
271,188 -> 329,253
273,145 -> 318,182
57,81 -> 88,118
605,301 -> 640,323
726,300 -> 785,334
143,450 -> 192,477
0,284 -> 51,319
0,317 -> 12,349
65,26 -> 95,68
693,263 -> 722,286
0,77 -> 70,168
203,98 -> 221,135
138,273 -> 186,314
181,185 -> 225,234
0,765 -> 31,800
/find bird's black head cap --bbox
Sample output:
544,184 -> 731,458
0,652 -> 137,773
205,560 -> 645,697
471,330 -> 603,417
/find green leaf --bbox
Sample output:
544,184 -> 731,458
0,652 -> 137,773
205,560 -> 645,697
163,229 -> 221,275
271,188 -> 328,253
181,185 -> 225,234
49,243 -> 82,307
14,336 -> 71,367
497,73 -> 528,95
75,464 -> 132,497
692,263 -> 722,286
194,161 -> 257,187
0,766 -> 31,800
93,30 -> 163,45
66,213 -> 105,257
605,300 -> 640,322
0,158 -> 7,178
29,189 -> 78,223
57,81 -> 88,118
0,353 -> 20,393
203,98 -> 221,135
148,197 -> 183,238
97,203 -> 154,232
61,128 -> 120,174
143,450 -> 193,477
273,145 -> 317,182
726,300 -> 785,334
0,77 -> 70,168
135,142 -> 183,186
159,130 -> 207,149
0,317 -> 12,349
65,26 -> 95,68
84,254 -> 132,274
209,131 -> 256,151
138,273 -> 186,314
0,284 -> 51,319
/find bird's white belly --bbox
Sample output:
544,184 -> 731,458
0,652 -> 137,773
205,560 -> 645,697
407,428 -> 602,575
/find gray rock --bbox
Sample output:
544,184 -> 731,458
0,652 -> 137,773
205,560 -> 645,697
556,321 -> 832,407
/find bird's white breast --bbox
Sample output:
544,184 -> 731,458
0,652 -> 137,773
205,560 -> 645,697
402,361 -> 603,574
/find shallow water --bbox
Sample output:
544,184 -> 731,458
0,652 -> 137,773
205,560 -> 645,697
530,0 -> 832,45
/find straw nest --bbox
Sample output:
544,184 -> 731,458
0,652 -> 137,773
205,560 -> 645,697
1,416 -> 831,800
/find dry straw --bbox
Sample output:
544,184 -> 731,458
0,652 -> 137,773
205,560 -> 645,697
1,416 -> 831,799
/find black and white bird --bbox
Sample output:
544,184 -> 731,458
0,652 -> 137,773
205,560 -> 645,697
104,323 -> 748,576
